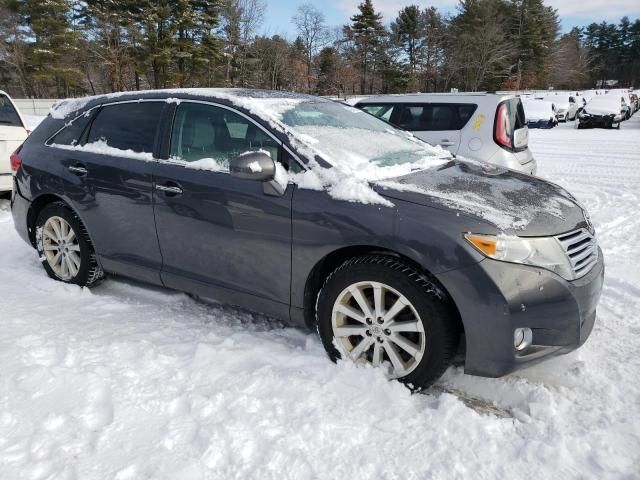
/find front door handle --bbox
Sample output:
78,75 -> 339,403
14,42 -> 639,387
155,183 -> 183,196
68,164 -> 88,176
439,140 -> 455,147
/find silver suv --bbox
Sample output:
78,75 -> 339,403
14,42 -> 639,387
355,93 -> 537,175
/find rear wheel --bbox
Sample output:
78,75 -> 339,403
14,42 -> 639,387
316,255 -> 459,391
35,202 -> 103,287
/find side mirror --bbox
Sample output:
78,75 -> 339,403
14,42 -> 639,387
229,151 -> 275,181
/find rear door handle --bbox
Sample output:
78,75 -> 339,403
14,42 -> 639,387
68,164 -> 88,176
155,183 -> 183,196
439,140 -> 455,147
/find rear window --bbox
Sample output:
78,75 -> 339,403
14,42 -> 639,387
87,102 -> 164,153
0,94 -> 23,128
359,103 -> 477,131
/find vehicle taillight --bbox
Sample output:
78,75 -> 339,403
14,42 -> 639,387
495,103 -> 513,150
10,145 -> 23,173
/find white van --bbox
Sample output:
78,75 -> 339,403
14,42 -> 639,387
0,91 -> 28,192
355,93 -> 536,175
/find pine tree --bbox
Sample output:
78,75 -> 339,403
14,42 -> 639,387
344,0 -> 386,94
390,5 -> 426,80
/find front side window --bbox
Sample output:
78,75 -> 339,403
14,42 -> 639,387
169,103 -> 280,170
87,102 -> 163,153
0,94 -> 23,127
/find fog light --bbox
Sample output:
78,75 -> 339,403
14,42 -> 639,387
514,328 -> 532,351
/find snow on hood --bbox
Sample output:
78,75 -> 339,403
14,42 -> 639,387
522,99 -> 554,122
376,160 -> 587,234
584,96 -> 621,116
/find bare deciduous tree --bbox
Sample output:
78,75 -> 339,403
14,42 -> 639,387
292,3 -> 329,92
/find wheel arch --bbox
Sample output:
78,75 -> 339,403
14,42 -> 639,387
302,245 -> 464,340
27,194 -> 96,252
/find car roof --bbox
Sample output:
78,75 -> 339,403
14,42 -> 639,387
356,92 -> 514,104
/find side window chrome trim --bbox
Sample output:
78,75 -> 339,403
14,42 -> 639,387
45,97 -> 307,172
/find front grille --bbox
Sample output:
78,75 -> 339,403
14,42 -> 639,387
555,229 -> 598,279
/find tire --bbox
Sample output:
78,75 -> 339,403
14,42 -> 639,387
316,255 -> 459,391
35,202 -> 104,287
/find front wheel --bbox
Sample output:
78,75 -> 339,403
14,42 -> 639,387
316,255 -> 459,391
35,202 -> 103,287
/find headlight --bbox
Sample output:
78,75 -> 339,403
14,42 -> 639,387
464,233 -> 574,280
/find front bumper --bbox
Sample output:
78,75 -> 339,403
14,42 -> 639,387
527,119 -> 555,129
437,249 -> 604,377
578,115 -> 617,128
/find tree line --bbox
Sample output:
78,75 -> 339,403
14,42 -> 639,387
0,0 -> 638,99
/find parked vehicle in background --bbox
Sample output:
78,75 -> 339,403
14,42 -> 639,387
607,91 -> 633,120
543,94 -> 576,121
522,98 -> 558,128
578,95 -> 625,129
355,93 -> 536,175
11,89 -> 602,390
0,90 -> 29,193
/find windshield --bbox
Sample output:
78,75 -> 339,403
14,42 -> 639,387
278,100 -> 448,168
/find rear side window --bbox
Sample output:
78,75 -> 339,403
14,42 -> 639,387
361,103 -> 477,131
0,94 -> 23,127
87,102 -> 164,153
50,113 -> 92,146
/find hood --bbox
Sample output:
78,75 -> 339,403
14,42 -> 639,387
375,160 -> 590,236
584,97 -> 620,116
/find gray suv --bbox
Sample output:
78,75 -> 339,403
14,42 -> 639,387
10,89 -> 603,390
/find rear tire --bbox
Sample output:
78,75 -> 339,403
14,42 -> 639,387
316,255 -> 459,391
35,202 -> 104,287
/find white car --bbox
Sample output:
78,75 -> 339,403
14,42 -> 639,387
543,94 -> 581,121
0,91 -> 28,193
521,98 -> 558,128
355,93 -> 536,175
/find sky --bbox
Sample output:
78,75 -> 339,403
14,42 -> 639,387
261,0 -> 640,38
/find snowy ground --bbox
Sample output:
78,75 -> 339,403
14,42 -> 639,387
1,117 -> 639,479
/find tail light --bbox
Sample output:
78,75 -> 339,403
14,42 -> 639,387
10,145 -> 23,173
494,103 -> 512,150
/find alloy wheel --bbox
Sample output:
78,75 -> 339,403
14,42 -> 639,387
41,216 -> 81,280
331,281 -> 426,378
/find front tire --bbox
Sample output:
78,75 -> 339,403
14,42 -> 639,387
316,255 -> 459,391
35,202 -> 103,287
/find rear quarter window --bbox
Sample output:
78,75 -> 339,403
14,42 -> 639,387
50,112 -> 93,146
0,94 -> 23,128
363,103 -> 477,131
86,102 -> 164,153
